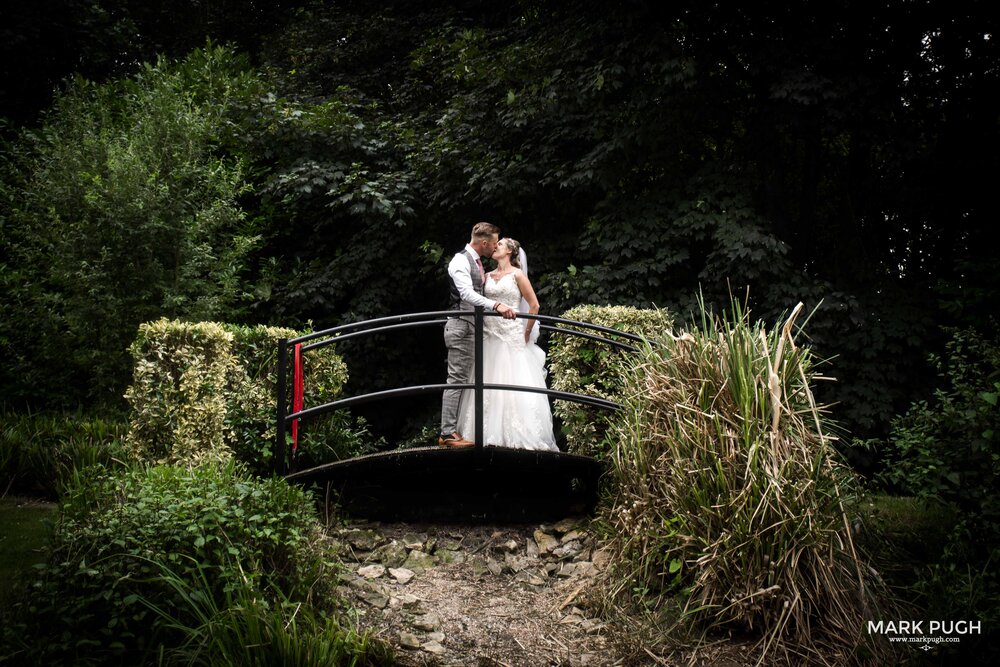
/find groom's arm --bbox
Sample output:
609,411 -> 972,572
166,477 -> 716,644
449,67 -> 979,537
448,254 -> 497,311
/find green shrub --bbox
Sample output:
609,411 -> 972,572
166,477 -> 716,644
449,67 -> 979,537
0,461 -> 337,665
0,408 -> 128,498
599,300 -> 895,664
125,319 -> 368,475
549,304 -> 675,457
875,327 -> 1000,641
879,327 -> 1000,535
0,45 -> 262,406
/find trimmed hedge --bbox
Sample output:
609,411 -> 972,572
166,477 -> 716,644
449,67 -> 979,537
549,305 -> 675,457
124,319 -> 350,473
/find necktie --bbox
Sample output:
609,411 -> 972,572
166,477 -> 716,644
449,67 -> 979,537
475,257 -> 485,285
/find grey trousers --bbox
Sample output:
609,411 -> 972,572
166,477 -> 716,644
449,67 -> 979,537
441,317 -> 475,435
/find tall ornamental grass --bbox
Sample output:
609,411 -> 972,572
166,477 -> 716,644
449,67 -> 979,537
602,300 -> 895,665
140,559 -> 392,667
0,408 -> 128,498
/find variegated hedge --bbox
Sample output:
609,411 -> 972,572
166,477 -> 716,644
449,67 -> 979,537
549,305 -> 675,458
125,319 -> 348,471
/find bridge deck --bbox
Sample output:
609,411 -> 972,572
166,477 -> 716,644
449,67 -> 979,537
285,445 -> 605,522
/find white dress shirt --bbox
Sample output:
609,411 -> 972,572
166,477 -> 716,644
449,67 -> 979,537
448,244 -> 498,311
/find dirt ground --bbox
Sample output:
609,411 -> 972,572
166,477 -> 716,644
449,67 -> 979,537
330,519 -> 753,667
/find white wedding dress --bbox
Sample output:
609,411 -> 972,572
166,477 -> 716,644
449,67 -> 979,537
456,271 -> 558,451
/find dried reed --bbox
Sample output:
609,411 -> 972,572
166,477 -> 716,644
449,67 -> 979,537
600,299 -> 895,665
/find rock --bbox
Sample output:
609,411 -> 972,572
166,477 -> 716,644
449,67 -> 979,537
402,549 -> 437,573
399,631 -> 422,650
373,540 -> 409,569
552,539 -> 583,560
469,555 -> 490,577
402,533 -> 427,550
389,567 -> 415,584
357,564 -> 386,579
554,517 -> 583,534
359,588 -> 389,609
533,529 -> 560,554
514,570 -> 547,587
436,548 -> 465,565
561,529 -> 585,544
344,528 -> 388,552
422,640 -> 446,654
486,557 -> 504,576
591,547 -> 611,571
426,631 -> 446,643
412,611 -> 442,632
525,537 -> 539,557
502,539 -> 519,552
574,561 -> 600,578
581,618 -> 606,634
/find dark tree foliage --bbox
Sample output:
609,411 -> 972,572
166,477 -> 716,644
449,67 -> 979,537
0,0 -> 304,128
2,0 -> 997,452
243,0 -> 998,448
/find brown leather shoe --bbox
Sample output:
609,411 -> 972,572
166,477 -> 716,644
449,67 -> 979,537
438,432 -> 474,447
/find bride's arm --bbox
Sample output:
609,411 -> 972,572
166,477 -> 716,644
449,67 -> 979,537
514,271 -> 540,343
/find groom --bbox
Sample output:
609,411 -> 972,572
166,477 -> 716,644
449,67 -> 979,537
439,221 -> 517,447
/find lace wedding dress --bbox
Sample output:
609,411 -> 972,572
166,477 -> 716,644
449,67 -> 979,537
456,271 -> 558,451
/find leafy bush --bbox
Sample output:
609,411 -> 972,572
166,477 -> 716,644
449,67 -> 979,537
0,461 -> 341,665
125,319 -> 370,475
599,299 -> 895,664
875,327 -> 1000,637
879,327 -> 1000,530
0,408 -> 128,498
0,45 -> 261,407
549,304 -> 675,457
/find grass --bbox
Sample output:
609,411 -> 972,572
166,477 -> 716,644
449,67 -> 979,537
859,494 -> 956,562
854,493 -> 961,604
0,496 -> 56,607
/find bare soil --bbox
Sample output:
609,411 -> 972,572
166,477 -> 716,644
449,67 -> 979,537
331,519 -> 754,667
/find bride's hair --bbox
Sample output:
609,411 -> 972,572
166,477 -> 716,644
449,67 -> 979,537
503,238 -> 522,268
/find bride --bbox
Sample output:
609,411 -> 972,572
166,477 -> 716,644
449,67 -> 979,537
456,238 -> 558,451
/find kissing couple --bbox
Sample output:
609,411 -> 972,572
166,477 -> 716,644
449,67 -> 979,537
438,222 -> 557,452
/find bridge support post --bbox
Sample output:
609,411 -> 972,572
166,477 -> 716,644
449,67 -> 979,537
276,337 -> 288,476
474,306 -> 484,450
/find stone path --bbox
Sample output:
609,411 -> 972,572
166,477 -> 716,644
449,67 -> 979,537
329,516 -> 624,666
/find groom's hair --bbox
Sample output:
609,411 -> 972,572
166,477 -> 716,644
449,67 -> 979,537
471,221 -> 500,241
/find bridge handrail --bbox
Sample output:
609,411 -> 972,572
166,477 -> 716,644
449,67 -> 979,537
291,310 -> 646,352
276,308 -> 648,474
287,383 -> 619,422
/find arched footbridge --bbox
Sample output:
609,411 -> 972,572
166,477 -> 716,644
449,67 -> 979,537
275,308 -> 642,522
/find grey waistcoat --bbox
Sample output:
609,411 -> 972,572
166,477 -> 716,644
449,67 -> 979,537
448,251 -> 484,311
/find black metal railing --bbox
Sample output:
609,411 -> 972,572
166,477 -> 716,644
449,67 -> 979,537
275,307 -> 646,475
